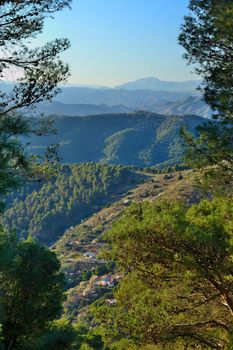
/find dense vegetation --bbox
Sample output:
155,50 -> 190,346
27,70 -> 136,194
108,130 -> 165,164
0,0 -> 71,207
91,198 -> 233,349
179,0 -> 233,183
0,231 -> 65,350
4,163 -> 142,244
79,1 -> 233,349
0,1 -> 75,348
28,112 -> 204,167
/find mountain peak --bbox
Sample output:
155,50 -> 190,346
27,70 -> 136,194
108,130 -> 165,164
115,77 -> 201,92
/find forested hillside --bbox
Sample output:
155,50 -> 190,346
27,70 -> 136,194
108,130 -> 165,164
4,163 -> 144,245
29,112 -> 204,166
53,169 -> 202,310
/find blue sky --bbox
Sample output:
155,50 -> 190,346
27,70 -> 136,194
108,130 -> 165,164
38,0 -> 198,86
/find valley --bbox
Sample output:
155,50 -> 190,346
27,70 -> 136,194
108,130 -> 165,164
5,161 -> 206,323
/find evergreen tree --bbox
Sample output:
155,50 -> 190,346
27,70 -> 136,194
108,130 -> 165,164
38,319 -> 77,350
178,0 -> 233,183
0,2 -> 74,349
94,198 -> 233,349
0,0 -> 71,206
0,230 -> 65,350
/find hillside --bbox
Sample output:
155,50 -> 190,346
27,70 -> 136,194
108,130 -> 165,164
4,163 -> 145,245
149,96 -> 212,118
55,168 -> 232,322
53,168 -> 206,320
4,161 -> 204,318
29,112 -> 204,167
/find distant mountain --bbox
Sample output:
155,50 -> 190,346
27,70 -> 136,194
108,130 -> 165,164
37,96 -> 211,119
0,77 -> 201,94
1,81 -> 209,118
28,111 -> 204,167
148,96 -> 212,119
116,77 -> 201,92
63,83 -> 110,89
55,86 -> 199,108
36,101 -> 132,116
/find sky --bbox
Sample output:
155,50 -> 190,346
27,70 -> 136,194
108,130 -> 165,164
36,0 -> 199,87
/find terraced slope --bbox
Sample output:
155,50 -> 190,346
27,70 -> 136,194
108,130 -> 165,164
54,169 -> 204,320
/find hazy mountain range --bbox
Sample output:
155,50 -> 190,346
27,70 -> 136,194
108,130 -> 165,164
115,77 -> 201,92
62,77 -> 201,92
36,95 -> 211,118
49,78 -> 211,118
55,86 -> 197,106
1,77 -> 213,118
36,101 -> 132,116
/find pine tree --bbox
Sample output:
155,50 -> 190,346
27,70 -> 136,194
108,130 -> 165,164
0,0 -> 71,207
179,0 -> 233,184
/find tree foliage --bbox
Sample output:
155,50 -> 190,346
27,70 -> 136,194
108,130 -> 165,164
4,163 -> 137,244
0,230 -> 65,350
0,0 -> 71,116
179,0 -> 233,181
93,198 -> 233,349
0,0 -> 71,204
0,2 -> 73,348
38,319 -> 77,350
179,0 -> 233,119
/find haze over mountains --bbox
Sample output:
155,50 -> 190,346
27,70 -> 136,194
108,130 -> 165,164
37,95 -> 211,118
48,77 -> 211,118
37,101 -> 132,116
1,77 -> 212,118
115,77 -> 201,92
25,76 -> 208,167
63,77 -> 201,92
55,85 -> 197,106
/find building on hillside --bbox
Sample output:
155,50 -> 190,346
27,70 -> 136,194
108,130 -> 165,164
105,299 -> 117,305
90,275 -> 99,284
96,274 -> 115,287
83,251 -> 96,259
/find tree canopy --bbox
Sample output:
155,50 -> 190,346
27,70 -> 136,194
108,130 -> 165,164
93,198 -> 233,349
179,0 -> 233,120
0,0 -> 71,205
0,231 -> 65,350
0,1 -> 75,349
179,0 -> 233,183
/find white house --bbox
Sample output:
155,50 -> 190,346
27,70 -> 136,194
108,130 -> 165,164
83,252 -> 96,259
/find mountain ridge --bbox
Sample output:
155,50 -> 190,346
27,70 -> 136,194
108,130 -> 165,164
115,77 -> 201,92
28,111 -> 205,167
35,96 -> 211,118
